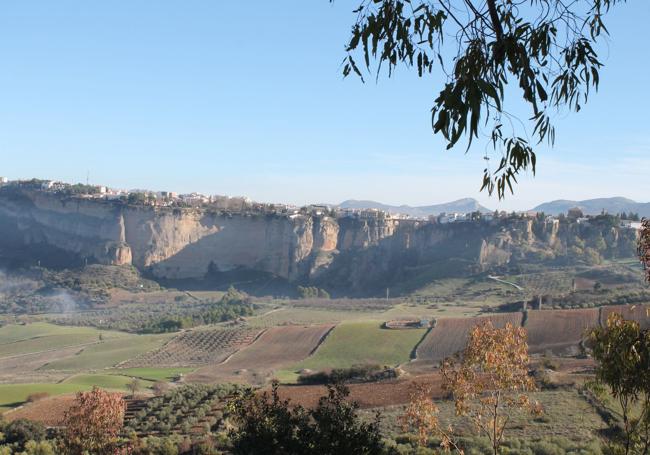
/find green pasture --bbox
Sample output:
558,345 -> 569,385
112,367 -> 195,382
41,333 -> 174,371
0,322 -> 125,353
289,320 -> 425,371
0,383 -> 89,412
63,373 -> 154,390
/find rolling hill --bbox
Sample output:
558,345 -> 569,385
337,198 -> 492,217
533,197 -> 650,217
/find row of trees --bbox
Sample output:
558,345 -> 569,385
142,287 -> 254,333
297,286 -> 330,299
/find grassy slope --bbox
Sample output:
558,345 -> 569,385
291,321 -> 425,371
41,333 -> 174,371
0,322 -> 124,345
112,367 -> 194,382
63,373 -> 154,389
0,373 -> 158,412
371,389 -> 608,444
0,383 -> 90,411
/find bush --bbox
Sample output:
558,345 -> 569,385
228,381 -> 388,454
0,419 -> 47,450
26,392 -> 50,403
298,364 -> 394,385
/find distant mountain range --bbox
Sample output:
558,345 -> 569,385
337,197 -> 650,218
532,197 -> 650,217
337,198 -> 491,218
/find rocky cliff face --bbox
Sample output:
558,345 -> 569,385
0,189 -> 637,293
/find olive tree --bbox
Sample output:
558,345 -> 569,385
336,0 -> 624,197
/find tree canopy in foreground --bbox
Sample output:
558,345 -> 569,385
336,0 -> 624,198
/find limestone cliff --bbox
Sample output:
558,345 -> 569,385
0,189 -> 638,293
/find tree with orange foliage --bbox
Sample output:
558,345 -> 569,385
62,387 -> 126,455
441,321 -> 541,455
400,383 -> 463,453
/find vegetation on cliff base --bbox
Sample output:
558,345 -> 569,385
141,287 -> 254,333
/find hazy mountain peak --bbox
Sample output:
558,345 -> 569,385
337,198 -> 492,217
533,197 -> 650,216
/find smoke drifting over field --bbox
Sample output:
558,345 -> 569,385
0,268 -> 84,314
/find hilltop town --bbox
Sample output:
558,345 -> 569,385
0,177 -> 643,230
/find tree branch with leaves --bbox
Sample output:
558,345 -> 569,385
336,0 -> 624,198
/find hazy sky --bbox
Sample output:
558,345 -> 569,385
1,1 -> 648,211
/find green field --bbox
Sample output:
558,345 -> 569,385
63,373 -> 154,390
0,373 -> 161,412
0,383 -> 91,411
289,321 -> 426,371
112,367 -> 195,382
0,322 -> 125,351
41,333 -> 174,371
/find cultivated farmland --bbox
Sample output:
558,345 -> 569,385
289,321 -> 426,372
123,383 -> 239,436
188,325 -> 334,384
0,383 -> 90,412
62,373 -> 154,390
412,312 -> 523,367
41,333 -> 174,371
601,304 -> 650,329
3,394 -> 77,425
525,308 -> 600,355
121,327 -> 261,368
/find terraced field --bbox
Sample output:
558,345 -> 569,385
188,325 -> 334,384
412,312 -> 523,367
525,308 -> 600,355
121,327 -> 261,368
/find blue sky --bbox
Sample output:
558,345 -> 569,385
1,1 -> 648,211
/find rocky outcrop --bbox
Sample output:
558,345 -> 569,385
0,189 -> 638,292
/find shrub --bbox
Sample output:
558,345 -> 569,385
298,364 -> 389,385
0,419 -> 47,450
62,387 -> 126,455
228,381 -> 388,454
26,392 -> 50,403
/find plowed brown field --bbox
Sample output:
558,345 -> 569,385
275,373 -> 445,409
187,325 -> 334,384
525,308 -> 599,355
4,394 -> 76,426
601,304 -> 650,329
413,312 -> 523,366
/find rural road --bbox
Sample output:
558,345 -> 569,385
487,275 -> 524,291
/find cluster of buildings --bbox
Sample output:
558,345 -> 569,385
0,178 -> 644,230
